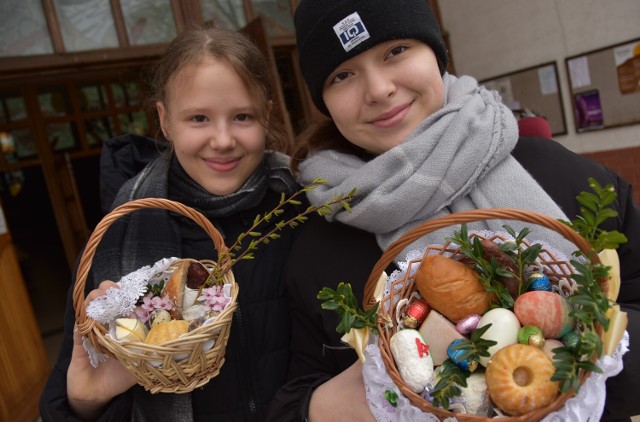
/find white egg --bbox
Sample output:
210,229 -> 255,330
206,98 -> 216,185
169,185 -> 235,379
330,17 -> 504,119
476,308 -> 521,366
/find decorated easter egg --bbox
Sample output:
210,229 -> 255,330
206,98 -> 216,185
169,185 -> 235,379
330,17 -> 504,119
514,291 -> 575,339
447,339 -> 478,372
402,299 -> 430,329
541,338 -> 564,361
518,325 -> 545,348
477,308 -> 521,367
390,329 -> 435,393
527,272 -> 552,291
456,314 -> 481,335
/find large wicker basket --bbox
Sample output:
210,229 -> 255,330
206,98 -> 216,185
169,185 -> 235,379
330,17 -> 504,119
362,208 -> 607,421
74,198 -> 238,394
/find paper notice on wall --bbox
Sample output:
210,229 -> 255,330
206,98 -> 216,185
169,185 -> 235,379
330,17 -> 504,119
538,65 -> 558,95
568,56 -> 591,89
0,207 -> 7,235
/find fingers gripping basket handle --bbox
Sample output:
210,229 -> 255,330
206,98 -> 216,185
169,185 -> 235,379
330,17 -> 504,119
363,208 -> 602,309
73,198 -> 228,340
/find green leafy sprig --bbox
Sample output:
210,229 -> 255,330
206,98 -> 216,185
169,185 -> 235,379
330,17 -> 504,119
560,177 -> 627,253
551,330 -> 604,393
446,225 -> 541,309
551,178 -> 628,393
502,225 -> 543,294
429,359 -> 469,409
317,282 -> 380,335
430,325 -> 496,408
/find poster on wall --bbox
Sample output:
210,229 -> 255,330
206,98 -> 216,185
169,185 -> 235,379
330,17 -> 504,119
614,40 -> 640,95
574,89 -> 604,132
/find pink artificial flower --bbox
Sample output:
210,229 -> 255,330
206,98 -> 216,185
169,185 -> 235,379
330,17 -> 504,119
198,285 -> 231,313
135,292 -> 173,322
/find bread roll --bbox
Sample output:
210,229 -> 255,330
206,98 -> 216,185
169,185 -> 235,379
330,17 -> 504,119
145,320 -> 190,345
163,261 -> 211,318
162,261 -> 189,319
415,255 -> 494,323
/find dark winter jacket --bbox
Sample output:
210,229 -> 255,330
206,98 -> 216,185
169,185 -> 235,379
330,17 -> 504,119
267,136 -> 640,421
40,134 -> 300,421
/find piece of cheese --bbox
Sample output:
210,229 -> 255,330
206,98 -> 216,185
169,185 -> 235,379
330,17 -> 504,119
598,249 -> 620,302
115,318 -> 148,342
418,310 -> 464,366
602,304 -> 628,356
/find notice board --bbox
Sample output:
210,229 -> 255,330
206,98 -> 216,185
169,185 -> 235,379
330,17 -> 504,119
566,38 -> 640,133
481,62 -> 567,136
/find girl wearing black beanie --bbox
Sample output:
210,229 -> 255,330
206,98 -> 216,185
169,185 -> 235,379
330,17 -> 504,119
268,1 -> 640,421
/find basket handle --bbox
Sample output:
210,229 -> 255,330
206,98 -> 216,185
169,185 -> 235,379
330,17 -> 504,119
363,208 -> 602,309
73,198 -> 227,336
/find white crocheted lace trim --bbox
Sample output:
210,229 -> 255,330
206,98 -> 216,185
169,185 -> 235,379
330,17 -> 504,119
384,229 -> 576,312
363,331 -> 629,421
85,257 -> 180,324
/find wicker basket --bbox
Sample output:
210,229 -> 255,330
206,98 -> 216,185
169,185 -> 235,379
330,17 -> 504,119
74,198 -> 238,394
362,208 -> 607,421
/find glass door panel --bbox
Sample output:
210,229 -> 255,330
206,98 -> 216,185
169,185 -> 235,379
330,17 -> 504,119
0,92 -> 27,123
121,0 -> 177,45
118,111 -> 149,136
79,83 -> 108,112
252,0 -> 294,37
8,129 -> 37,160
112,80 -> 142,107
47,122 -> 79,152
38,87 -> 72,117
0,0 -> 53,57
85,117 -> 114,146
200,0 -> 246,29
53,0 -> 119,52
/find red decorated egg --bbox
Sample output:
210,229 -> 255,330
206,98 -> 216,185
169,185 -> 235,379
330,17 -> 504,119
402,299 -> 430,329
514,291 -> 575,339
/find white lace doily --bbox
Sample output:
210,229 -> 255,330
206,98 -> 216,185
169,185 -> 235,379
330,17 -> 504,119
384,229 -> 577,313
83,257 -> 179,367
86,257 -> 179,324
363,331 -> 629,421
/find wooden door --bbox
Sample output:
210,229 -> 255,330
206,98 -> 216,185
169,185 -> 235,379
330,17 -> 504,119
0,200 -> 50,422
240,16 -> 296,153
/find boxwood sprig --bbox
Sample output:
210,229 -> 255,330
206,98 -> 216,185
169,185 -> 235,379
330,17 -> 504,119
318,282 -> 380,335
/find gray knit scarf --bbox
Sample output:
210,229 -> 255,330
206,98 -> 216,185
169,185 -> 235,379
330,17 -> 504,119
298,73 -> 572,258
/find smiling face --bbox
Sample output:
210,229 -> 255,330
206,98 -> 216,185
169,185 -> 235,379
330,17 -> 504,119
322,39 -> 445,155
157,57 -> 267,196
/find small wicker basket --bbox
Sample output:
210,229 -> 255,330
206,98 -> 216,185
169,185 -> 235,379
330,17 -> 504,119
74,198 -> 238,394
362,208 -> 607,421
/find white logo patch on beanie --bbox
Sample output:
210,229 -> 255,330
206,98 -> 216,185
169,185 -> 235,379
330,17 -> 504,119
333,12 -> 370,52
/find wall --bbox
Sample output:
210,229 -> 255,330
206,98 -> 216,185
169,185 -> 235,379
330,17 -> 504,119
438,0 -> 640,155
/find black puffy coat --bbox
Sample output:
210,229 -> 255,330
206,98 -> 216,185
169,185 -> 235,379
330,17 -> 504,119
40,135 -> 300,421
268,137 -> 640,421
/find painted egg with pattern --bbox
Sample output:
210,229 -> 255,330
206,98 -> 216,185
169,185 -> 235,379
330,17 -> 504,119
514,291 -> 575,339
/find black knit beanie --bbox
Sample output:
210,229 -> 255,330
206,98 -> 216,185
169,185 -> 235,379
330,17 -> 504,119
295,0 -> 449,115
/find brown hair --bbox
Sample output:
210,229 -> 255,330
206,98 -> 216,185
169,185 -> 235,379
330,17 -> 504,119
144,25 -> 288,152
291,118 -> 368,173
